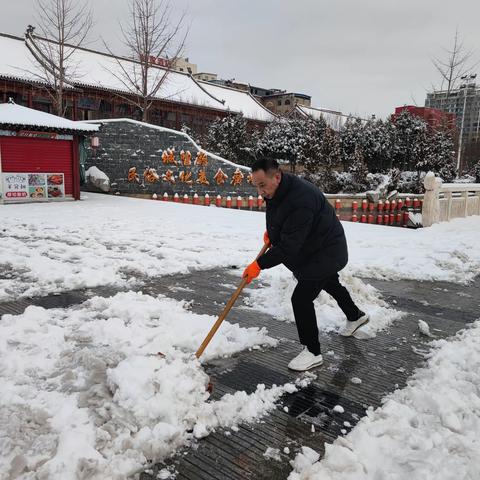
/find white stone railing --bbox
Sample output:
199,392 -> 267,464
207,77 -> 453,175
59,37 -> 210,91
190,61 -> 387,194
422,171 -> 480,227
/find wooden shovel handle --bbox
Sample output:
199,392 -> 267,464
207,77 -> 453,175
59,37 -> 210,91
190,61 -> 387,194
195,242 -> 270,359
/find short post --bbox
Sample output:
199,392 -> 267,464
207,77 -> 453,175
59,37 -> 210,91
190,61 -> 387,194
422,171 -> 442,227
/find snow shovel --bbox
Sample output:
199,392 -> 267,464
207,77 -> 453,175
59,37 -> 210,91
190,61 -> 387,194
195,242 -> 270,359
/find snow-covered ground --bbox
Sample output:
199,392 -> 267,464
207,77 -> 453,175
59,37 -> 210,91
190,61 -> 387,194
288,320 -> 480,480
1,194 -> 479,479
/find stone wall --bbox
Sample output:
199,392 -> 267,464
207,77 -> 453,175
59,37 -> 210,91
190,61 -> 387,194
84,119 -> 256,197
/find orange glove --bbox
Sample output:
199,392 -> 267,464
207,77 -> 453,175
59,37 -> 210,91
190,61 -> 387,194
263,231 -> 270,246
243,260 -> 261,284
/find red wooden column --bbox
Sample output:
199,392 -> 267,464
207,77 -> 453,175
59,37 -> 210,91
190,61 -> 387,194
71,136 -> 80,200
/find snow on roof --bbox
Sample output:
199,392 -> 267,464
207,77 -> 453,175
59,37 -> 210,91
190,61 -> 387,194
0,33 -> 273,122
0,102 -> 99,132
198,81 -> 276,122
295,104 -> 347,130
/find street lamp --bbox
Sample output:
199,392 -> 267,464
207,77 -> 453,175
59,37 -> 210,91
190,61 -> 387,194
456,74 -> 477,174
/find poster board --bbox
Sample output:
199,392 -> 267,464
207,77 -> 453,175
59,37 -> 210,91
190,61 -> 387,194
2,173 -> 65,202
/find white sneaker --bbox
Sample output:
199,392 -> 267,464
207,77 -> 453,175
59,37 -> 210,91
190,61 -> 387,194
288,347 -> 324,371
339,314 -> 369,337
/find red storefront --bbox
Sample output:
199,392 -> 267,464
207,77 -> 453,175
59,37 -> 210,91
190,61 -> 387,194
0,102 -> 98,203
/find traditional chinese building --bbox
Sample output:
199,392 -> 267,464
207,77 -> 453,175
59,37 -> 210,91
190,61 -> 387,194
0,32 -> 275,136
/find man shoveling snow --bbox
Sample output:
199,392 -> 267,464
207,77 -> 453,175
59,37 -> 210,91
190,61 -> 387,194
243,158 -> 369,371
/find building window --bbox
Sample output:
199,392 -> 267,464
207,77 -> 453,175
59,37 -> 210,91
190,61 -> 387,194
285,99 -> 291,105
277,100 -> 282,106
99,100 -> 112,113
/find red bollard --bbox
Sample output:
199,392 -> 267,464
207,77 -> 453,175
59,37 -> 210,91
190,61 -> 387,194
413,198 -> 420,209
361,214 -> 367,223
378,200 -> 384,213
236,196 -> 242,209
397,199 -> 403,211
384,200 -> 390,212
390,200 -> 396,212
405,197 -> 412,208
173,193 -> 180,203
368,214 -> 374,224
248,195 -> 254,210
193,193 -> 199,205
226,196 -> 232,208
383,214 -> 389,225
403,211 -> 410,227
183,194 -> 189,204
396,213 -> 402,224
257,195 -> 263,209
352,213 -> 358,222
215,195 -> 222,207
389,213 -> 395,225
335,199 -> 341,211
204,194 -> 210,206
163,192 -> 169,201
377,214 -> 383,224
368,202 -> 375,212
352,200 -> 358,213
361,199 -> 368,212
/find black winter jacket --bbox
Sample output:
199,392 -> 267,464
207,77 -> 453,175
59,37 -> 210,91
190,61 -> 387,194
257,172 -> 348,280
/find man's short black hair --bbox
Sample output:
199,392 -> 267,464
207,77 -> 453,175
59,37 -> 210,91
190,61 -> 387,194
251,158 -> 280,173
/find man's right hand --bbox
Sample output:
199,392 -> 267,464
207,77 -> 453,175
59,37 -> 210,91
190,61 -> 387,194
263,231 -> 270,246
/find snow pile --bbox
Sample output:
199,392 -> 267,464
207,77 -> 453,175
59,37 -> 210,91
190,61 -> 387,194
85,166 -> 110,192
0,292 -> 285,479
288,321 -> 480,480
344,218 -> 480,284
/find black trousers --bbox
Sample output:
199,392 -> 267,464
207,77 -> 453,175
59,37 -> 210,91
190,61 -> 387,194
291,273 -> 362,355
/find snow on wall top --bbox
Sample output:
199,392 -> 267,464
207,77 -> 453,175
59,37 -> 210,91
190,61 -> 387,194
295,104 -> 347,130
198,81 -> 276,122
85,117 -> 250,171
0,102 -> 99,132
0,34 -> 273,122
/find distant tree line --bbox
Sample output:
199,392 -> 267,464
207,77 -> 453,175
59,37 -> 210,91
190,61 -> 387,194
199,110 -> 463,194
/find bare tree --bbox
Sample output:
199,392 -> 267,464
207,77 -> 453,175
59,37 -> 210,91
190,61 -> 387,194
24,0 -> 93,117
105,0 -> 188,122
432,29 -> 477,95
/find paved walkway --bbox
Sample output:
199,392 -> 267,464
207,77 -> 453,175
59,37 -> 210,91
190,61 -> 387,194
0,272 -> 478,480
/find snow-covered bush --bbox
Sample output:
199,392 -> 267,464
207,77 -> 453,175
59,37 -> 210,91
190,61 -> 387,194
472,160 -> 480,182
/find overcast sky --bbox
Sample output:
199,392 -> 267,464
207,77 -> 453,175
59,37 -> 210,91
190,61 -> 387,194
2,0 -> 479,119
